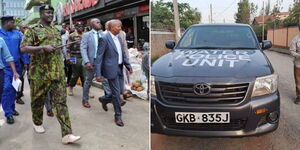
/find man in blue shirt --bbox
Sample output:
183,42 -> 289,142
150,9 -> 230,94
0,16 -> 27,124
0,37 -> 19,104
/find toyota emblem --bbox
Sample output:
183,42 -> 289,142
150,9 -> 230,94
194,83 -> 211,95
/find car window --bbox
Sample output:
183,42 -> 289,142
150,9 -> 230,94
177,26 -> 257,49
180,30 -> 194,47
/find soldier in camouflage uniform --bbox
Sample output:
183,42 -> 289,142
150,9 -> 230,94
66,22 -> 86,99
290,23 -> 300,105
20,4 -> 80,144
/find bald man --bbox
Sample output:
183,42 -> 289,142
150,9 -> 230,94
81,18 -> 111,108
95,20 -> 132,127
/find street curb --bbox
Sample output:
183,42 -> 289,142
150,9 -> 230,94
268,47 -> 290,55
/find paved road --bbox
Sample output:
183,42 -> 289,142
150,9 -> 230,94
0,80 -> 149,150
151,50 -> 300,150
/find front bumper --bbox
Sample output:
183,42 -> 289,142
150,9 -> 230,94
151,92 -> 280,137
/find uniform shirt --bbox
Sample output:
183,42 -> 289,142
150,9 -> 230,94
67,30 -> 83,59
0,28 -> 28,67
0,37 -> 13,69
109,31 -> 122,64
20,23 -> 64,80
290,34 -> 300,67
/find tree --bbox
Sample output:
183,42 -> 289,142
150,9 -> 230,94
151,0 -> 174,29
265,0 -> 271,15
252,24 -> 265,42
271,0 -> 283,15
283,0 -> 300,27
258,0 -> 272,16
250,3 -> 258,21
177,3 -> 201,29
235,0 -> 251,24
151,0 -> 201,30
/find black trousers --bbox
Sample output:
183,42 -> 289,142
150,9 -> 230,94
64,60 -> 73,86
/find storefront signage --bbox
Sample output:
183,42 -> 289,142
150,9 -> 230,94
139,4 -> 149,13
63,0 -> 99,16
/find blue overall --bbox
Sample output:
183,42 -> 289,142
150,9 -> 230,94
0,28 -> 27,118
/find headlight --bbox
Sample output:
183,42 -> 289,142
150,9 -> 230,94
151,75 -> 156,96
252,74 -> 278,97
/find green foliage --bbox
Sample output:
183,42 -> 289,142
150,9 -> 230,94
235,0 -> 251,24
151,0 -> 174,29
283,0 -> 300,27
252,24 -> 266,42
151,0 -> 201,30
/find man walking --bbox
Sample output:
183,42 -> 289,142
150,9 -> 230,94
0,16 -> 24,124
81,18 -> 110,108
290,23 -> 300,105
20,4 -> 80,144
95,20 -> 132,127
0,37 -> 19,106
66,22 -> 85,98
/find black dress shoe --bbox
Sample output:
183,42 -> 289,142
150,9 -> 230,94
98,97 -> 108,111
13,110 -> 19,116
16,98 -> 25,104
7,116 -> 14,124
115,119 -> 124,127
103,95 -> 112,101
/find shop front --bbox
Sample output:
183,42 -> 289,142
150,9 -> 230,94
63,0 -> 149,49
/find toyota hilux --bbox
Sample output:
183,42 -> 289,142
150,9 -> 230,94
151,24 -> 279,137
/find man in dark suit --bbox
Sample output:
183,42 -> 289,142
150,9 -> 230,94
95,20 -> 132,127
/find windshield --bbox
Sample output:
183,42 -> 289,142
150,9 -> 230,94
177,26 -> 258,49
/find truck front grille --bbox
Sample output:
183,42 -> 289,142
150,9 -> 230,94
158,82 -> 249,105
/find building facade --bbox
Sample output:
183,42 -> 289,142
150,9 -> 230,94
0,0 -> 28,18
63,0 -> 149,47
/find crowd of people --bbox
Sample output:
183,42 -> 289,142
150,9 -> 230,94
0,4 -> 144,144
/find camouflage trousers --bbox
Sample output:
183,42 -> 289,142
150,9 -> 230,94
69,58 -> 85,87
30,79 -> 72,137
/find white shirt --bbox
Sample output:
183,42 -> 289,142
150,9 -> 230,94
109,32 -> 123,64
92,29 -> 101,58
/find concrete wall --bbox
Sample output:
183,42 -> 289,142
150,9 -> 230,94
151,31 -> 175,59
267,26 -> 300,48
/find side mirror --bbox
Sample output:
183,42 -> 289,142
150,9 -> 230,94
262,40 -> 272,50
165,40 -> 176,49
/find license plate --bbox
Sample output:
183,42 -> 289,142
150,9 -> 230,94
175,112 -> 230,123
